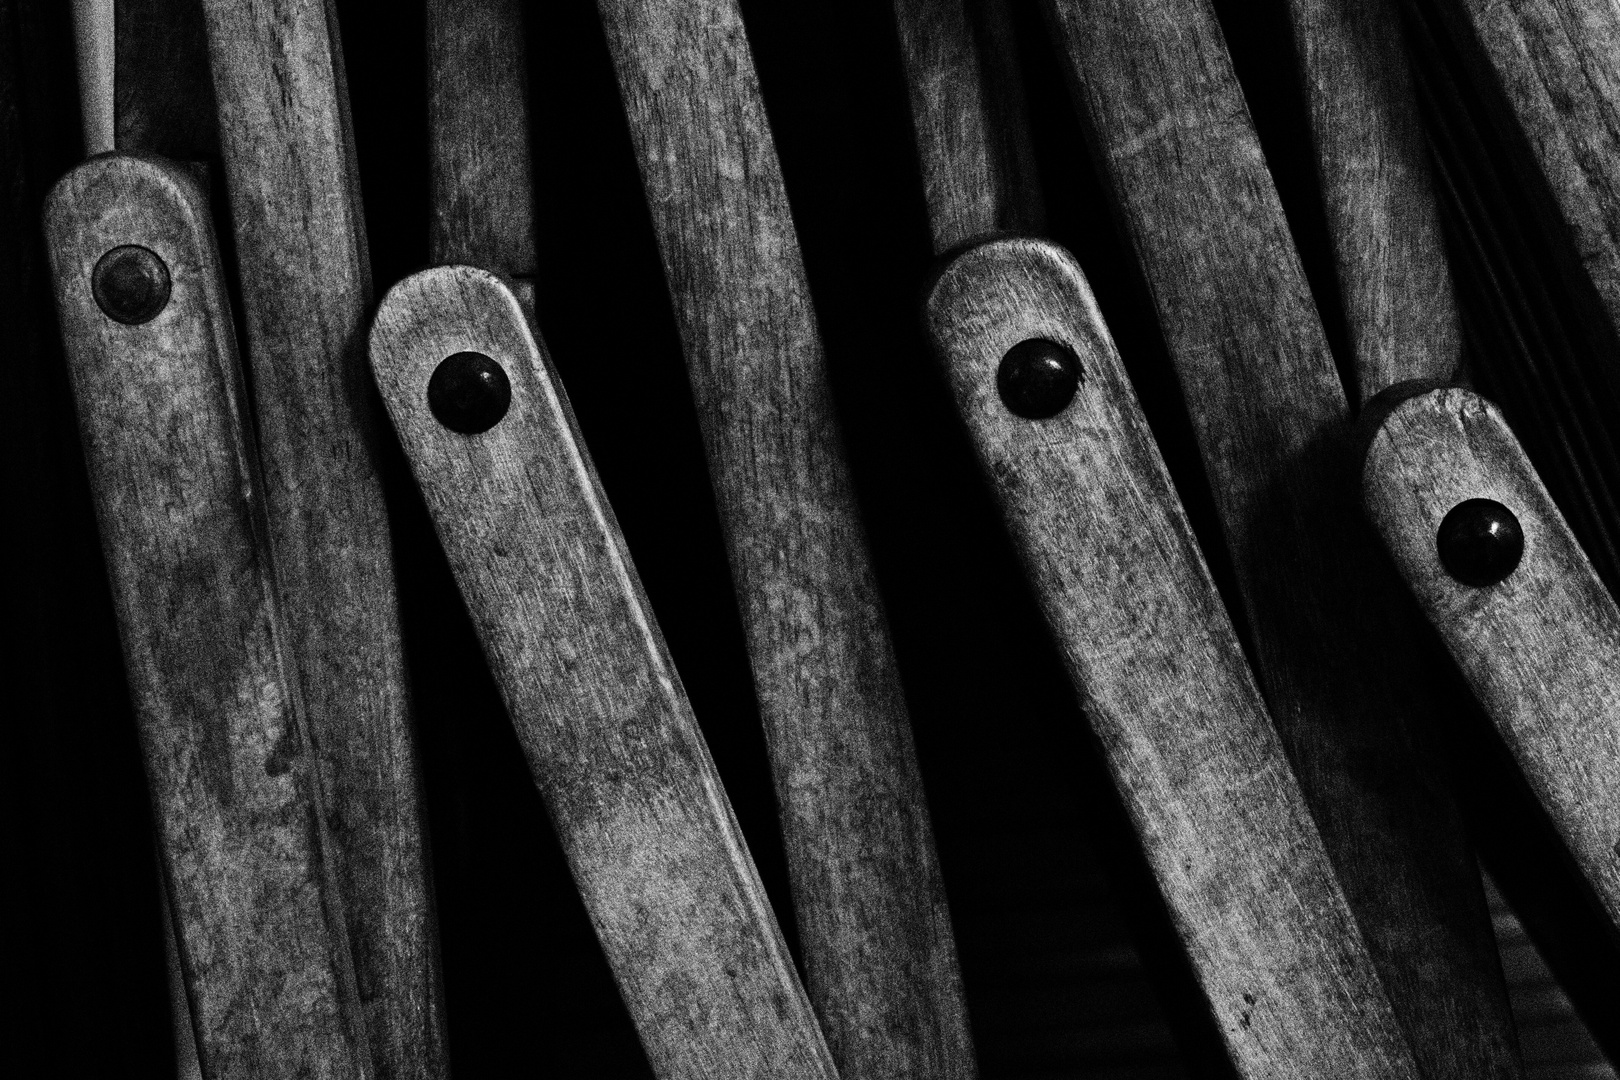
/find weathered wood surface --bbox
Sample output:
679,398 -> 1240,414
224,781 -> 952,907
1286,0 -> 1460,400
114,0 -> 217,162
193,4 -> 445,1079
70,0 -> 113,152
110,5 -> 229,1071
594,2 -> 975,1077
1361,385 -> 1620,932
44,152 -> 369,1080
1421,0 -> 1620,363
1040,1 -> 1522,1076
369,265 -> 840,1080
891,0 -> 1042,252
1409,0 -> 1620,601
928,237 -> 1420,1080
426,0 -> 535,276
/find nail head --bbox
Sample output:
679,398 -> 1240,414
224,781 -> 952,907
1437,498 -> 1523,587
997,338 -> 1081,419
428,351 -> 512,434
92,245 -> 171,325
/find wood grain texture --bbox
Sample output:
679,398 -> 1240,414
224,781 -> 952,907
70,0 -> 113,152
1419,0 -> 1620,368
44,152 -> 369,1080
1361,385 -> 1620,933
594,3 -> 975,1078
195,4 -> 444,1079
1286,0 -> 1460,400
426,0 -> 535,275
368,265 -> 840,1080
1040,2 -> 1523,1076
891,0 -> 1043,252
928,237 -> 1421,1080
114,0 -> 218,161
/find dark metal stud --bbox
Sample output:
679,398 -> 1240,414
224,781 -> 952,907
92,245 -> 171,325
1436,498 -> 1524,587
997,337 -> 1081,419
427,351 -> 512,434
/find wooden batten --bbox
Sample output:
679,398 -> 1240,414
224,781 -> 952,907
891,0 -> 1043,251
591,1 -> 976,1076
44,152 -> 371,1080
928,236 -> 1421,1080
193,4 -> 446,1077
1286,0 -> 1461,399
426,0 -> 536,276
368,265 -> 839,1080
1038,0 -> 1523,1074
1361,385 -> 1620,933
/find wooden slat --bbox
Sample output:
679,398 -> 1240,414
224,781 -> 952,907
592,2 -> 975,1077
889,7 -> 1202,1070
1401,0 -> 1620,610
193,4 -> 444,1078
1399,13 -> 1620,1052
1285,0 -> 1459,399
368,265 -> 840,1080
114,0 -> 217,161
890,0 -> 1042,251
426,0 -> 535,276
43,152 -> 369,1080
1360,385 -> 1620,931
4,7 -> 177,1071
1038,2 -> 1522,1076
70,0 -> 112,152
928,236 -> 1419,1080
1484,877 -> 1617,1080
1416,0 -> 1620,363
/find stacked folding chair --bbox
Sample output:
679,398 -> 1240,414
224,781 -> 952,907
6,0 -> 1620,1077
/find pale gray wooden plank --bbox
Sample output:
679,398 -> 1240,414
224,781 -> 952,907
1360,385 -> 1620,932
44,152 -> 369,1080
193,4 -> 445,1078
1420,0 -> 1620,353
891,0 -> 1042,252
1286,0 -> 1460,399
592,2 -> 975,1077
1039,1 -> 1522,1075
368,264 -> 840,1080
114,0 -> 217,161
928,236 -> 1421,1080
426,0 -> 535,276
70,0 -> 112,152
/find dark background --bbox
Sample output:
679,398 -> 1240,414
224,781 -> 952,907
1,1 -> 1591,1077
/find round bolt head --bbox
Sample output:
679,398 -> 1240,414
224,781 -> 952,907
997,337 -> 1081,419
1436,498 -> 1524,587
428,351 -> 512,434
92,245 -> 171,325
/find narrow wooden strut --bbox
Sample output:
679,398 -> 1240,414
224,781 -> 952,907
1417,0 -> 1620,370
1361,385 -> 1620,932
44,152 -> 370,1080
592,2 -> 975,1077
891,0 -> 1043,251
1286,0 -> 1460,399
114,0 -> 217,161
928,237 -> 1421,1080
193,3 -> 446,1077
1038,0 -> 1523,1074
368,265 -> 840,1080
426,0 -> 536,277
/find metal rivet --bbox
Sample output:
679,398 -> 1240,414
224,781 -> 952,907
1437,498 -> 1523,587
428,351 -> 511,434
92,245 -> 171,325
997,338 -> 1081,419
